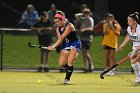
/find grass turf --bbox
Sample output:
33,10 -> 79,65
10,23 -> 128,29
0,71 -> 140,93
2,34 -> 132,69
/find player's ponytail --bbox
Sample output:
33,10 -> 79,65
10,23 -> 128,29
128,12 -> 139,23
134,12 -> 139,16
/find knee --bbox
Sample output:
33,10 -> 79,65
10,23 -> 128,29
67,62 -> 73,66
59,63 -> 65,67
131,59 -> 135,64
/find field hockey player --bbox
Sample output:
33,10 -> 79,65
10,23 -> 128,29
47,11 -> 82,84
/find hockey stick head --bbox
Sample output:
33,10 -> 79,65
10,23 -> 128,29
100,55 -> 130,79
28,42 -> 46,49
100,74 -> 104,79
28,42 -> 55,50
28,42 -> 36,47
100,64 -> 118,79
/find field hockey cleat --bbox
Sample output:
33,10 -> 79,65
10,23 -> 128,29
134,76 -> 140,83
105,70 -> 115,76
64,79 -> 70,84
108,70 -> 115,76
132,76 -> 140,85
132,81 -> 140,85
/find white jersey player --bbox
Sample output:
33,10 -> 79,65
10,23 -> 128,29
127,24 -> 140,50
119,12 -> 140,84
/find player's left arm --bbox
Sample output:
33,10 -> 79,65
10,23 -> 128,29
52,23 -> 74,49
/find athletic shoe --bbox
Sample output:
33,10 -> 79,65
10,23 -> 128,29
104,68 -> 115,76
108,70 -> 115,76
37,67 -> 43,72
134,76 -> 140,83
64,79 -> 70,84
44,67 -> 49,72
104,68 -> 110,76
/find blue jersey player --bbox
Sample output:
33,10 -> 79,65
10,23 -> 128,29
48,11 -> 82,84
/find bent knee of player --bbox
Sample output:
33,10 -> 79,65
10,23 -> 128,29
59,58 -> 67,67
59,62 -> 66,67
131,58 -> 137,64
67,59 -> 75,66
59,63 -> 65,67
67,62 -> 74,66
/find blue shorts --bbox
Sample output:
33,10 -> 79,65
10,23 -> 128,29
61,39 -> 82,53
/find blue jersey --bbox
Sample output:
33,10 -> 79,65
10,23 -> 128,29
59,23 -> 82,52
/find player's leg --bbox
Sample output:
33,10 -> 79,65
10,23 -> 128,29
58,46 -> 69,72
64,48 -> 79,84
59,49 -> 70,83
131,53 -> 140,83
59,49 -> 69,67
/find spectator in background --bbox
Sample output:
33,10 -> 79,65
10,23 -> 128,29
94,13 -> 122,35
47,4 -> 58,27
80,4 -> 88,12
74,4 -> 88,29
18,4 -> 40,28
102,13 -> 121,75
31,11 -> 53,72
75,8 -> 94,72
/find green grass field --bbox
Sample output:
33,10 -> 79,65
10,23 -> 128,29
1,34 -> 132,69
0,71 -> 140,93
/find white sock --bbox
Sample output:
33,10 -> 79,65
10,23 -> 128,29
131,62 -> 140,77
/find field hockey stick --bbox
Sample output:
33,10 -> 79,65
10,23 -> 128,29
100,55 -> 130,79
28,42 -> 48,49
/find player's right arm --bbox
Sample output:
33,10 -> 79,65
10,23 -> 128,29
55,27 -> 61,38
119,35 -> 130,50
